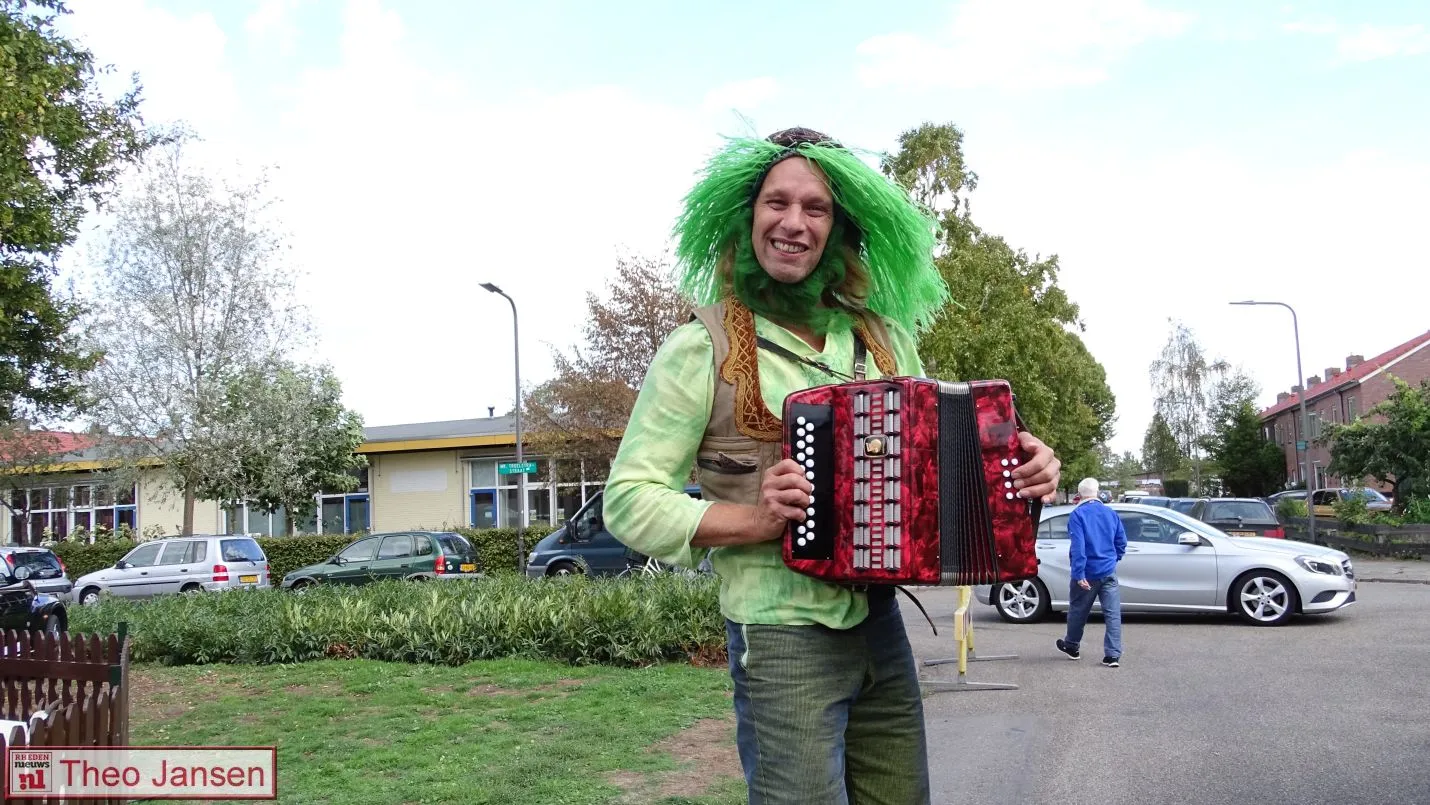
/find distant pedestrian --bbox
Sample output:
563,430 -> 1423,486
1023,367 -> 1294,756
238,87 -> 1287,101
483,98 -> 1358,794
1056,478 -> 1126,667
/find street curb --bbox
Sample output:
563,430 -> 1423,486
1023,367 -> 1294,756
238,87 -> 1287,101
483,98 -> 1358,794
1360,577 -> 1430,585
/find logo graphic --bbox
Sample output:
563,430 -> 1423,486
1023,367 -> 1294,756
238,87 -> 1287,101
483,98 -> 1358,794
9,749 -> 56,794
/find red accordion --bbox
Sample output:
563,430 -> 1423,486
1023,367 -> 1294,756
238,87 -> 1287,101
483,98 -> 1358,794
781,377 -> 1040,587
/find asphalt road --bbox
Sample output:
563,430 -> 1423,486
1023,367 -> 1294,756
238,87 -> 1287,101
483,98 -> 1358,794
902,582 -> 1430,805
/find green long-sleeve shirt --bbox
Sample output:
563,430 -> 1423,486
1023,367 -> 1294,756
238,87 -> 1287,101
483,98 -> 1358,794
603,311 -> 925,628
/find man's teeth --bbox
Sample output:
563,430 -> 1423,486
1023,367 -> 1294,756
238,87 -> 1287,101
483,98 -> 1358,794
773,241 -> 807,254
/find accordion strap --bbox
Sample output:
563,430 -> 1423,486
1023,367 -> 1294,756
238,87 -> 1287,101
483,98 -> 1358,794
754,332 -> 870,382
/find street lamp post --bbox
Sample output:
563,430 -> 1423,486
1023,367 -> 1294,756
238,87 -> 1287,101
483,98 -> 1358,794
481,282 -> 527,572
1230,300 -> 1316,545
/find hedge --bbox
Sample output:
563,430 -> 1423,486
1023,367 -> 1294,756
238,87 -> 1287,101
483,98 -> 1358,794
49,525 -> 559,584
66,574 -> 725,668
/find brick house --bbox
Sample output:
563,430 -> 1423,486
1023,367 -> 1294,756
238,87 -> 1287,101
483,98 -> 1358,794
1257,329 -> 1430,490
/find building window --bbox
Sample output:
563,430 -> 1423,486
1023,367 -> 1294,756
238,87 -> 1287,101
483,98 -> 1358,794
467,457 -> 608,528
8,483 -> 138,545
1348,396 -> 1359,420
312,467 -> 370,535
222,503 -> 291,537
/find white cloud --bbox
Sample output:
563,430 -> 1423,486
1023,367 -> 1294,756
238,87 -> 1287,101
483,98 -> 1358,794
856,0 -> 1192,91
701,77 -> 780,115
60,0 -> 238,136
1285,17 -> 1430,63
1336,23 -> 1430,62
245,0 -> 302,55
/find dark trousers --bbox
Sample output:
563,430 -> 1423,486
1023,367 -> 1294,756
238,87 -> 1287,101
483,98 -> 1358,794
725,596 -> 931,805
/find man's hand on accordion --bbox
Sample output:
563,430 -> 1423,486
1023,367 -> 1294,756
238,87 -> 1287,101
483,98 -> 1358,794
692,459 -> 812,547
1012,431 -> 1062,504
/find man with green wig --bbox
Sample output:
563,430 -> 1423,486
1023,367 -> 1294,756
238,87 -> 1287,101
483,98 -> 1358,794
604,127 -> 1062,804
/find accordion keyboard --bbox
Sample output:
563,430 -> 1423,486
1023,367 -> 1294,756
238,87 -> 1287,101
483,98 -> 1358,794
853,388 -> 902,571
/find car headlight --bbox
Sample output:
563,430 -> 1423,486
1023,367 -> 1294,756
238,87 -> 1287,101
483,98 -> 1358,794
526,552 -> 537,565
1295,556 -> 1342,575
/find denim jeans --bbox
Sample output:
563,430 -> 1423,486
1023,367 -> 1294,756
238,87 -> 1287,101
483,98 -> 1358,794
725,596 -> 930,805
1064,574 -> 1123,658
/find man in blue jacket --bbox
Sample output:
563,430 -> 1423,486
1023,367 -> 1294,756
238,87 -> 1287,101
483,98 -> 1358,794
1056,478 -> 1127,667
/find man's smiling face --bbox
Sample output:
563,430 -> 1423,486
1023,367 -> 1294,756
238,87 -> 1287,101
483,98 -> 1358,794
751,157 -> 835,284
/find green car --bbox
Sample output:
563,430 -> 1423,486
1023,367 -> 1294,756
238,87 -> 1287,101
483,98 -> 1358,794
280,531 -> 481,591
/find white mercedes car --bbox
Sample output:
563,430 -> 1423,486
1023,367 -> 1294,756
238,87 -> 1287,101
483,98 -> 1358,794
974,503 -> 1356,627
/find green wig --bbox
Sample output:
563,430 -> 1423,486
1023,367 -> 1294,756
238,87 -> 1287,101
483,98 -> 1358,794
672,127 -> 950,334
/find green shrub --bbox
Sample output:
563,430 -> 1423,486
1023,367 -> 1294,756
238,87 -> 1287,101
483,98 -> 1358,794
255,534 -> 357,581
47,526 -> 559,583
52,539 -> 138,579
452,525 -> 555,574
1403,497 -> 1430,525
1332,494 -> 1370,524
1275,498 -> 1308,520
67,574 -> 724,668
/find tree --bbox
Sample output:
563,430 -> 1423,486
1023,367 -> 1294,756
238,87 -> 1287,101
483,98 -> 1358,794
1322,376 -> 1430,514
196,360 -> 367,535
81,134 -> 309,534
883,123 -> 1116,490
524,254 -> 691,483
1202,400 -> 1285,497
1149,319 -> 1228,491
1141,413 -> 1181,477
1,0 -> 158,423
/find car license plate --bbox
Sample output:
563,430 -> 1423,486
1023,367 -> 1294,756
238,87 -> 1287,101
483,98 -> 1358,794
1229,531 -> 1256,537
239,574 -> 259,583
459,563 -> 476,573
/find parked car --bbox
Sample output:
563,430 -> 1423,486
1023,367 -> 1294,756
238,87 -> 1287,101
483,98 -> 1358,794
974,503 -> 1355,627
0,565 -> 67,635
1186,497 -> 1285,538
72,535 -> 271,606
1310,487 -> 1392,517
526,487 -> 701,578
281,531 -> 480,591
1167,498 -> 1198,514
0,547 -> 72,599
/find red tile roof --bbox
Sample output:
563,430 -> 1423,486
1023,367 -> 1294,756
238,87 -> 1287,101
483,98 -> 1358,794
1258,329 -> 1430,419
0,430 -> 96,464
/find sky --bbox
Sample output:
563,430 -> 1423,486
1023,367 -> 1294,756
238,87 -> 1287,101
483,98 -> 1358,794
50,0 -> 1430,458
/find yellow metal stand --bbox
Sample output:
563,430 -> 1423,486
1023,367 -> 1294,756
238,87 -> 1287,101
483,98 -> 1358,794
921,586 -> 1019,692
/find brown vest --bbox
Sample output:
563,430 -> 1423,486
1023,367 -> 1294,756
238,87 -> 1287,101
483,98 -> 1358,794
689,300 -> 898,507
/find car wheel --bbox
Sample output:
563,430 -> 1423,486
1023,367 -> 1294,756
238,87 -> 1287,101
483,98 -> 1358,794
547,561 -> 581,577
42,613 -> 64,637
1231,570 -> 1298,626
291,579 -> 314,594
180,583 -> 203,594
79,587 -> 102,607
993,578 -> 1049,623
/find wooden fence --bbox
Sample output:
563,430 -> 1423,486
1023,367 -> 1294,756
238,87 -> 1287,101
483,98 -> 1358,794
0,624 -> 131,805
1284,517 -> 1430,559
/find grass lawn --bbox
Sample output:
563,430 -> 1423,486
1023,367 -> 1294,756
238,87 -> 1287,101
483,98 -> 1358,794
128,658 -> 746,805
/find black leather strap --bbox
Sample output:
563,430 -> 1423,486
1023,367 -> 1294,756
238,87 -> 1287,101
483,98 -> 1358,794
754,333 -> 870,382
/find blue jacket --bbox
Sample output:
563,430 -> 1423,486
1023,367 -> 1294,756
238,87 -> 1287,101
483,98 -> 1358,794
1069,500 -> 1127,581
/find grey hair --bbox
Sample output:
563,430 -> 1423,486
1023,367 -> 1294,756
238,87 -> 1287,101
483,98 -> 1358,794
1078,478 -> 1100,499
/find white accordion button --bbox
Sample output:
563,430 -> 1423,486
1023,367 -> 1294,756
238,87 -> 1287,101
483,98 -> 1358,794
805,471 -> 814,480
806,507 -> 815,516
797,537 -> 807,547
797,416 -> 807,425
1011,457 -> 1019,465
804,459 -> 814,468
807,520 -> 815,529
1005,492 -> 1015,500
1001,459 -> 1009,467
1003,470 -> 1011,478
1005,481 -> 1013,489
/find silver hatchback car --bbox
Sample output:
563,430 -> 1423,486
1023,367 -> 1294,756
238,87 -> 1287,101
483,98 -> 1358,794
975,503 -> 1356,627
72,535 -> 271,605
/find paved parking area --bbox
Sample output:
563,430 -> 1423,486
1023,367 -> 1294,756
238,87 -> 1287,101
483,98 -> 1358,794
903,581 -> 1430,805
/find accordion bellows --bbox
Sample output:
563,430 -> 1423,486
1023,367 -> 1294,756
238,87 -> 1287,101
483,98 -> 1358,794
782,377 -> 1041,587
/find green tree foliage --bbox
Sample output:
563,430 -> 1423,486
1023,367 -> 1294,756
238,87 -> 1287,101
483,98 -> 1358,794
1141,413 -> 1181,477
883,123 -> 1116,489
196,360 -> 367,536
1202,400 -> 1285,497
1323,376 -> 1430,514
0,0 -> 156,422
